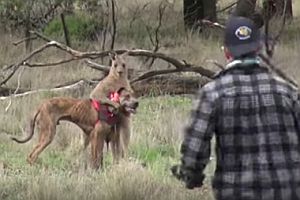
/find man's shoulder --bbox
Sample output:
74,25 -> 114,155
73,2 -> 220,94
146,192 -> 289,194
272,75 -> 298,90
201,73 -> 236,93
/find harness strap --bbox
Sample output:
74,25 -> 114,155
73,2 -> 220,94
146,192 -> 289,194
91,91 -> 121,126
91,99 -> 101,125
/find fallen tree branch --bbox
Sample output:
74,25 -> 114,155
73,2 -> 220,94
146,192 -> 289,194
5,66 -> 26,111
0,80 -> 86,100
259,53 -> 297,87
1,39 -> 216,86
29,30 -> 52,42
25,58 -> 77,68
13,36 -> 37,46
205,59 -> 225,70
130,66 -> 214,84
132,75 -> 210,97
84,60 -> 110,72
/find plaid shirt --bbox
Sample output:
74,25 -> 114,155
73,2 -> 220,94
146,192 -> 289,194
180,61 -> 300,200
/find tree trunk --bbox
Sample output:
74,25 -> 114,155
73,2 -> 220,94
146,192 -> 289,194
203,0 -> 217,21
235,0 -> 257,17
264,0 -> 293,19
183,0 -> 216,29
234,0 -> 264,28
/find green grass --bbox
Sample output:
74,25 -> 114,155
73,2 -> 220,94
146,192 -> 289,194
0,1 -> 300,199
0,95 -> 215,200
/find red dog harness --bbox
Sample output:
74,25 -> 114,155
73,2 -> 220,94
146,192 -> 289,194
91,92 -> 120,126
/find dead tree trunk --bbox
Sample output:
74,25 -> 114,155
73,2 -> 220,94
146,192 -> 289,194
263,0 -> 293,19
235,0 -> 257,17
234,0 -> 265,28
203,0 -> 217,21
183,0 -> 216,29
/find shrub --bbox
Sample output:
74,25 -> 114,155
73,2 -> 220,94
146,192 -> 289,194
44,12 -> 103,41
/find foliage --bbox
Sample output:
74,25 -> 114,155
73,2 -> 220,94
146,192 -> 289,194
0,0 -> 73,32
44,12 -> 103,41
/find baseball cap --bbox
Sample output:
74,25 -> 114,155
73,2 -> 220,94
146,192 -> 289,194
224,16 -> 262,58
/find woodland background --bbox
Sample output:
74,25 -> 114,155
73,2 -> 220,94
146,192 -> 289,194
0,0 -> 299,199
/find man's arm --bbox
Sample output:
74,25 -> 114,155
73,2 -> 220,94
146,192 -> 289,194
177,89 -> 216,189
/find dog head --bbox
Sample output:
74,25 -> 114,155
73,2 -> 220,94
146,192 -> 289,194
108,51 -> 128,78
116,88 -> 139,115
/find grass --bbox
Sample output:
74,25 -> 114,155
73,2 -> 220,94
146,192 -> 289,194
0,95 -> 215,200
0,0 -> 300,199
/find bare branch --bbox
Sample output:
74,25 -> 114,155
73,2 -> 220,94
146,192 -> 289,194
259,53 -> 297,87
25,58 -> 77,68
205,59 -> 225,70
265,0 -> 288,58
131,65 -> 214,84
13,36 -> 37,46
5,66 -> 26,111
110,0 -> 117,50
0,80 -> 86,101
128,2 -> 150,28
60,13 -> 71,47
200,19 -> 225,29
84,60 -> 110,72
29,31 -> 52,42
0,39 -> 216,87
143,2 -> 167,69
101,1 -> 110,53
217,2 -> 238,13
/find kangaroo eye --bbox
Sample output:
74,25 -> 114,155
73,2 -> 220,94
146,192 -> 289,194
114,64 -> 118,68
122,63 -> 126,68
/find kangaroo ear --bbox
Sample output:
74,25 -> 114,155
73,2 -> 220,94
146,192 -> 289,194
109,51 -> 117,61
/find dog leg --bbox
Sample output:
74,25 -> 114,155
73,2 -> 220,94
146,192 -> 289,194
83,134 -> 90,150
28,135 -> 54,165
90,126 -> 105,170
111,129 -> 121,164
119,117 -> 131,158
27,122 -> 56,165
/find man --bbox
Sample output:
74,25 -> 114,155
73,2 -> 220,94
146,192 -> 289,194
172,16 -> 300,199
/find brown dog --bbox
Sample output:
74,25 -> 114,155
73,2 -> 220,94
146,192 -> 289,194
90,52 -> 134,157
11,88 -> 138,169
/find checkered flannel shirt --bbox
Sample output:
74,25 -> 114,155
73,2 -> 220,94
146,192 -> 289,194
180,62 -> 300,200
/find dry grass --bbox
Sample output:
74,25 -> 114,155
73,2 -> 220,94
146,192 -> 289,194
0,1 -> 300,200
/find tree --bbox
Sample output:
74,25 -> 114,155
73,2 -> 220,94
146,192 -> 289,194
183,0 -> 216,29
234,0 -> 293,25
263,0 -> 293,19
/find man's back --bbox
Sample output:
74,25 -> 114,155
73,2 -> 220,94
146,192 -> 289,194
208,64 -> 300,199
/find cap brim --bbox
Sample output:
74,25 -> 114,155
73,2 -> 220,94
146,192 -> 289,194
227,42 -> 261,58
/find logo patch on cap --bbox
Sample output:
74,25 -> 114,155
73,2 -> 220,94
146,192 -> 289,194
235,26 -> 252,40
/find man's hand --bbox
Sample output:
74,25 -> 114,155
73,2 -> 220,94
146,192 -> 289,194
171,165 -> 204,189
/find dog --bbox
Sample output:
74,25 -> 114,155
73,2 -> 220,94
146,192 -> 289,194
11,88 -> 139,169
90,51 -> 134,158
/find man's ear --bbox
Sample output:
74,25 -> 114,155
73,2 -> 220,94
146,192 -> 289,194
109,51 -> 117,61
224,47 -> 233,61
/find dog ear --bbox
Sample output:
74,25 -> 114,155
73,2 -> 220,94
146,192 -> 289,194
117,87 -> 126,94
109,51 -> 117,61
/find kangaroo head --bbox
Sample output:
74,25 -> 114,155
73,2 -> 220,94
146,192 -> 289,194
108,52 -> 129,78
